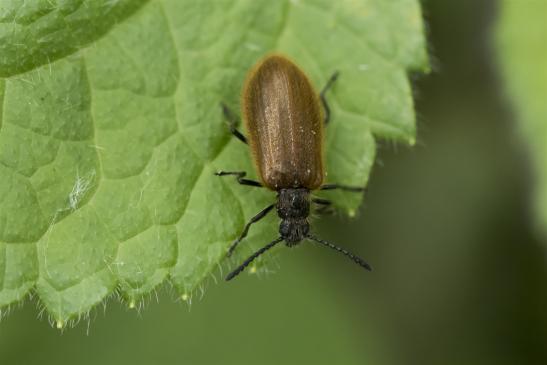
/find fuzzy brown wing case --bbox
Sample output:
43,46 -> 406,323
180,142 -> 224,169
242,56 -> 324,191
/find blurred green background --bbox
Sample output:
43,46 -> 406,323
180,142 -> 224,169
1,1 -> 546,364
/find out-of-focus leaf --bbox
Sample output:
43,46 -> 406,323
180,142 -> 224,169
497,0 -> 547,239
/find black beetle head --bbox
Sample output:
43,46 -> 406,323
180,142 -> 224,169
277,189 -> 310,245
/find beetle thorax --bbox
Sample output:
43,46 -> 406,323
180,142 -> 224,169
277,188 -> 310,245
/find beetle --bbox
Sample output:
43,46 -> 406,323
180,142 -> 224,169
216,54 -> 372,281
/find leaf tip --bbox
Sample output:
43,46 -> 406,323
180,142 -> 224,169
408,136 -> 416,146
181,293 -> 189,301
55,320 -> 65,330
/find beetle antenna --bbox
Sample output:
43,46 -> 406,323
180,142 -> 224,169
226,237 -> 284,281
306,234 -> 372,271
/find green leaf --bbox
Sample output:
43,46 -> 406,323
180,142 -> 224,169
0,0 -> 428,324
497,1 -> 547,239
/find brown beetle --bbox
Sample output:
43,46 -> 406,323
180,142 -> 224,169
217,55 -> 371,281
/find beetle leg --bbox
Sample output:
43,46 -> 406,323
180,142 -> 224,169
221,102 -> 247,144
316,206 -> 335,216
320,183 -> 366,193
312,198 -> 335,215
227,204 -> 275,257
215,171 -> 262,187
312,197 -> 332,205
320,71 -> 340,125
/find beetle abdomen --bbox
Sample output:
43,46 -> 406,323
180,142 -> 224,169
242,55 -> 324,190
